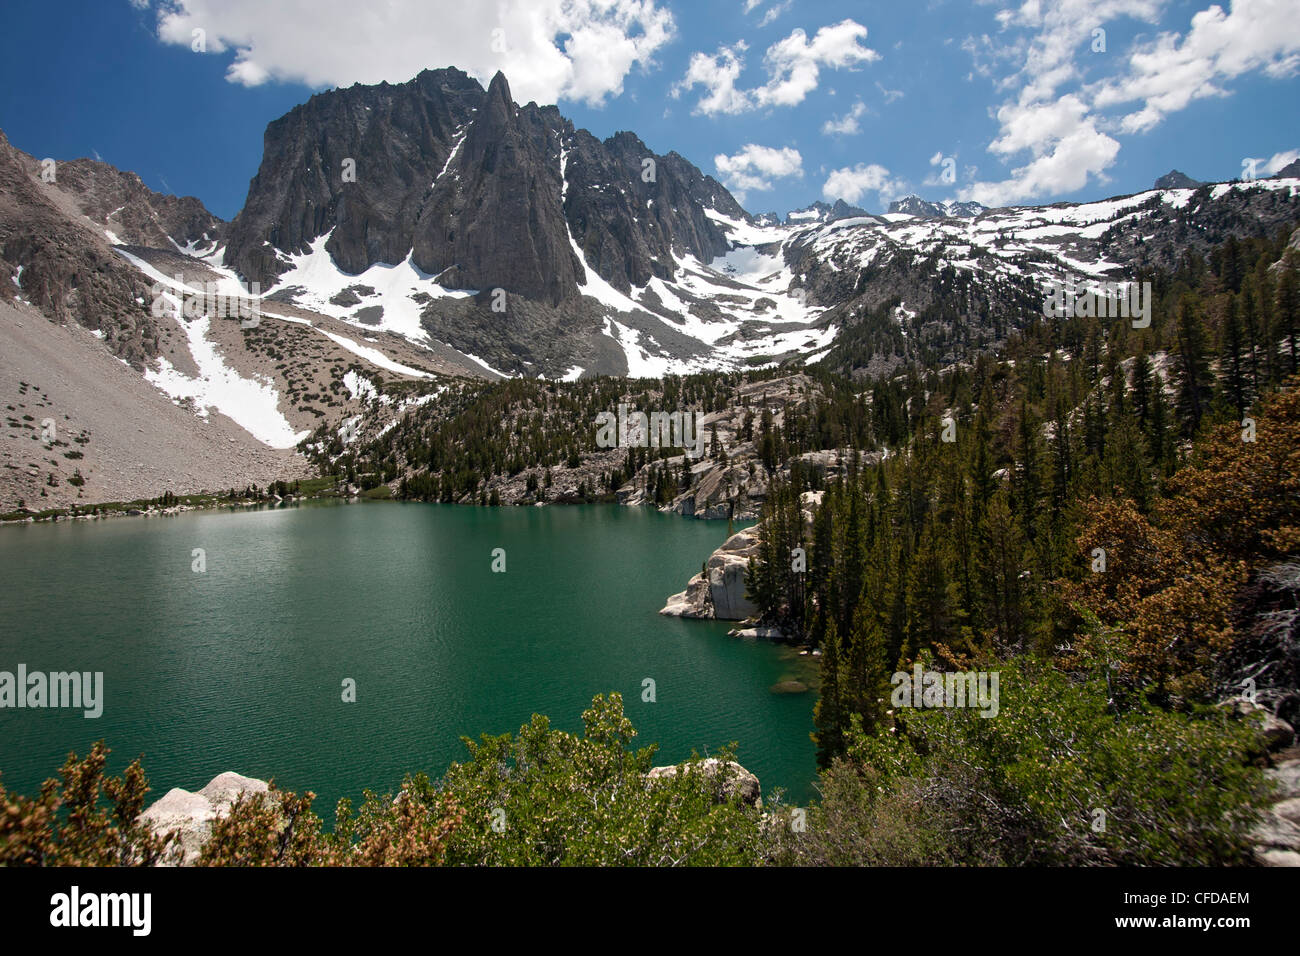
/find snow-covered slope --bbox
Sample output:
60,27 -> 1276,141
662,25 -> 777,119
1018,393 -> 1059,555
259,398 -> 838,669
226,176 -> 1300,380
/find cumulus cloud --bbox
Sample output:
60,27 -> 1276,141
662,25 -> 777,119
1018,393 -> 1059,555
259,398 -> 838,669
673,42 -> 750,113
822,163 -> 906,207
714,144 -> 803,201
956,1 -> 1154,205
962,121 -> 1120,206
140,0 -> 675,107
676,19 -> 879,114
822,100 -> 868,135
1093,0 -> 1300,133
1249,147 -> 1300,175
959,0 -> 1300,205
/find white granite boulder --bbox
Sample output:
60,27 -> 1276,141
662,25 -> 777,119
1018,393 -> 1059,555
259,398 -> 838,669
140,771 -> 269,865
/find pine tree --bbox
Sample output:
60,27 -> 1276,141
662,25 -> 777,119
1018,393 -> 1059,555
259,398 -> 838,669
1275,259 -> 1299,377
1173,294 -> 1212,437
812,614 -> 847,768
1240,276 -> 1262,393
1218,293 -> 1248,418
1131,347 -> 1154,428
845,602 -> 889,734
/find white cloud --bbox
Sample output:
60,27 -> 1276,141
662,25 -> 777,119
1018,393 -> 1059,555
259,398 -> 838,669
1254,148 -> 1300,175
960,120 -> 1120,206
673,42 -> 750,113
1093,0 -> 1300,133
759,1 -> 793,27
757,20 -> 881,107
677,19 -> 879,114
715,144 -> 803,200
142,0 -> 675,107
822,163 -> 906,206
876,81 -> 904,102
953,0 -> 1156,205
961,0 -> 1300,205
822,100 -> 868,135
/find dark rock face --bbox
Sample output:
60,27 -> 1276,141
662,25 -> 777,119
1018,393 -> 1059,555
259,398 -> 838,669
48,159 -> 223,250
782,200 -> 874,226
224,69 -> 748,306
888,195 -> 945,217
412,73 -> 579,306
0,130 -> 162,367
224,68 -> 485,291
1154,169 -> 1203,190
565,131 -> 745,293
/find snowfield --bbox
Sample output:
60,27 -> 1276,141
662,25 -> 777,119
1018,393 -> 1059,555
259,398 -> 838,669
144,314 -> 308,449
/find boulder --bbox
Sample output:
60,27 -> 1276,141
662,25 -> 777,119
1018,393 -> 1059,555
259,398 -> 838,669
1262,713 -> 1296,750
1257,848 -> 1300,867
1266,760 -> 1300,800
1217,699 -> 1296,751
659,527 -> 760,620
140,771 -> 269,865
659,571 -> 713,619
730,626 -> 787,640
1273,797 -> 1300,826
769,680 -> 809,694
1252,759 -> 1300,867
647,758 -> 761,807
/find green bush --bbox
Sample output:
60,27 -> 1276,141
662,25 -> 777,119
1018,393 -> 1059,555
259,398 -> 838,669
439,693 -> 765,866
775,659 -> 1270,866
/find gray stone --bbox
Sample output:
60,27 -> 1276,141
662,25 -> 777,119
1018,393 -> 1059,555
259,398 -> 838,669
140,771 -> 270,865
647,758 -> 761,807
1265,760 -> 1300,799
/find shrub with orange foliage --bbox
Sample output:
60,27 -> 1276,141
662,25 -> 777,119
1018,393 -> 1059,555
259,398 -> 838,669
1060,377 -> 1300,702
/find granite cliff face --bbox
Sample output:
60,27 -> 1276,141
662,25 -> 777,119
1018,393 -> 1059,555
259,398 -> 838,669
46,157 -> 222,251
0,130 -> 165,367
223,68 -> 746,306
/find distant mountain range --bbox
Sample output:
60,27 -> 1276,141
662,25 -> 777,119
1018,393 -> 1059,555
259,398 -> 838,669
756,200 -> 873,227
3,65 -> 1299,509
886,195 -> 986,218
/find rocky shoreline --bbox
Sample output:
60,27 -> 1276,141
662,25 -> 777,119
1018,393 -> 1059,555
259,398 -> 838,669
659,489 -> 824,633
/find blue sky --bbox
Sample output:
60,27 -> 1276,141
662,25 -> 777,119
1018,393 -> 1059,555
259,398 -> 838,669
1,0 -> 1296,221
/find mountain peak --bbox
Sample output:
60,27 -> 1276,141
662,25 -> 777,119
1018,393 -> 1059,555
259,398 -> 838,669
486,70 -> 512,102
1154,169 -> 1202,190
887,195 -> 984,218
779,199 -> 871,226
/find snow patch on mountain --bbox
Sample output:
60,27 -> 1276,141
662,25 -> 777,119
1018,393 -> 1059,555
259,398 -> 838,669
144,313 -> 307,449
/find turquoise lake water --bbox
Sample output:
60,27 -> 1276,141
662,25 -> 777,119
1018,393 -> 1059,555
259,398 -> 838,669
0,501 -> 818,813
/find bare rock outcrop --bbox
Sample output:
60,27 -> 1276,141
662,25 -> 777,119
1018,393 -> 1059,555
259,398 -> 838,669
660,527 -> 760,620
647,758 -> 761,807
140,771 -> 269,865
